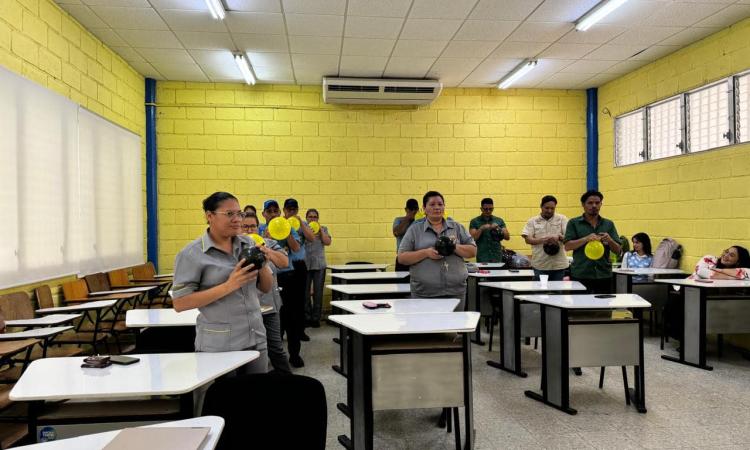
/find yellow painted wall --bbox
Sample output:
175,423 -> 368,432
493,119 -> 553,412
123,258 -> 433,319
156,84 -> 588,271
598,17 -> 750,273
0,0 -> 144,299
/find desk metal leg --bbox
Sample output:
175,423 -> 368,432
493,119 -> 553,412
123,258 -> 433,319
615,273 -> 630,294
339,332 -> 373,450
462,334 -> 475,449
487,290 -> 527,377
629,310 -> 647,413
469,278 -> 485,345
661,286 -> 713,370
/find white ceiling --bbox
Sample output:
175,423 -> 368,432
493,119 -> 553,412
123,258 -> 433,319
55,0 -> 750,88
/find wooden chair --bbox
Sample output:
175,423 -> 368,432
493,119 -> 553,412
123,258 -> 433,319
108,268 -> 170,308
132,261 -> 172,281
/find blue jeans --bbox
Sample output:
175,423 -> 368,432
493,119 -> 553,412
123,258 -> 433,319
533,269 -> 565,281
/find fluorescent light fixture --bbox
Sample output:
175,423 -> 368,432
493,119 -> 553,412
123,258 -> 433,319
575,0 -> 629,31
234,53 -> 257,85
497,59 -> 537,89
204,0 -> 226,20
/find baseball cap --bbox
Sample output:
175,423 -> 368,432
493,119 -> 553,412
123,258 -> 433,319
263,199 -> 279,210
283,198 -> 299,209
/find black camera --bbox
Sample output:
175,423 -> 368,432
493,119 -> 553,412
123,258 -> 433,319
239,246 -> 265,269
543,242 -> 560,256
490,227 -> 502,242
434,236 -> 456,257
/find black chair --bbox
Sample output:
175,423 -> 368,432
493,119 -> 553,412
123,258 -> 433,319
202,373 -> 327,450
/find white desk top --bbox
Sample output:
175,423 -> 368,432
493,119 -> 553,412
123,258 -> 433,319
0,326 -> 73,341
331,298 -> 460,314
329,312 -> 480,335
126,308 -> 200,328
479,281 -> 587,292
468,270 -> 535,278
14,416 -> 224,450
36,300 -> 117,315
331,271 -> 409,281
654,278 -> 750,288
613,268 -> 687,275
468,262 -> 505,269
5,314 -> 81,328
89,286 -> 156,296
10,351 -> 258,401
326,283 -> 411,295
154,273 -> 174,278
514,293 -> 651,309
327,264 -> 389,271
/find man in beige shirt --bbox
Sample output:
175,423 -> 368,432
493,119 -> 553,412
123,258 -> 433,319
521,195 -> 569,281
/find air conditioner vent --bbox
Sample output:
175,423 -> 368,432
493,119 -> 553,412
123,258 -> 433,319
327,85 -> 379,92
383,86 -> 435,94
322,77 -> 442,105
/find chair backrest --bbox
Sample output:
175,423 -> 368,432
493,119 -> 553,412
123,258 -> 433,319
62,279 -> 92,300
132,263 -> 156,280
84,273 -> 110,293
0,292 -> 36,320
202,373 -> 327,450
34,285 -> 56,310
108,269 -> 130,286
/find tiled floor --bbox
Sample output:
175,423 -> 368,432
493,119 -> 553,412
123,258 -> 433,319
292,323 -> 750,449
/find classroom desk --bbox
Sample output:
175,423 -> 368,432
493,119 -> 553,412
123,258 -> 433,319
466,270 -> 535,344
14,416 -> 224,449
479,281 -> 586,377
36,300 -> 118,354
326,283 -> 411,300
5,314 -> 81,328
88,286 -> 158,296
328,298 -> 460,380
614,269 -> 687,334
654,278 -> 750,370
0,327 -> 73,359
327,264 -> 389,273
330,272 -> 410,301
517,294 -> 650,415
125,309 -> 200,353
614,268 -> 687,293
10,351 -> 258,443
125,309 -> 199,328
330,312 -> 479,450
154,273 -> 174,279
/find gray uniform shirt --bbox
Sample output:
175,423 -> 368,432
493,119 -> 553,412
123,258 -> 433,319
398,218 -> 476,298
259,238 -> 285,313
304,226 -> 330,271
173,231 -> 267,352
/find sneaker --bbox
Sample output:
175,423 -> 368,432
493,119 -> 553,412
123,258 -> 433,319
289,355 -> 305,368
572,367 -> 582,376
301,332 -> 311,342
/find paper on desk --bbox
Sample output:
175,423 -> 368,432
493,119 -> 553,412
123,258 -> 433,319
103,427 -> 209,450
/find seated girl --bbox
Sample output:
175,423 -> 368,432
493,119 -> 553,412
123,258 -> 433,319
621,233 -> 653,281
692,246 -> 750,280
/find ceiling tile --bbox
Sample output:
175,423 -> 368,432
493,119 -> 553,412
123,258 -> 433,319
347,0 -> 411,18
583,44 -> 646,60
253,66 -> 294,82
609,26 -> 685,46
658,27 -> 720,47
160,9 -> 228,32
225,12 -> 285,34
233,34 -> 289,53
463,57 -> 523,84
344,16 -> 404,39
578,73 -> 620,89
282,0 -> 346,15
225,0 -> 281,13
629,45 -> 681,61
150,62 -> 209,81
441,41 -> 498,58
507,22 -> 573,43
469,0 -> 544,21
539,43 -> 598,59
88,6 -> 168,30
400,19 -> 463,40
295,72 -> 326,84
597,0 -> 668,26
82,0 -> 149,6
176,31 -> 236,50
453,20 -> 519,41
289,36 -> 342,55
527,0 -> 601,22
137,48 -> 195,65
693,4 -> 750,28
643,2 -> 726,27
292,54 -> 340,71
341,38 -> 395,56
603,59 -> 647,74
189,50 -> 243,79
392,40 -> 447,57
339,55 -> 388,77
115,29 -> 184,48
427,57 -> 483,82
285,14 -> 345,37
57,4 -> 108,29
247,52 -> 292,68
558,24 -> 627,44
149,0 -> 206,9
409,0 -> 477,20
490,41 -> 548,58
89,28 -> 128,47
537,72 -> 595,89
383,56 -> 436,78
560,59 -> 618,73
109,46 -> 146,62
126,60 -> 163,78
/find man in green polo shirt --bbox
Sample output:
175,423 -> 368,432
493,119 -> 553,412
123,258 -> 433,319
564,190 -> 621,294
469,197 -> 509,263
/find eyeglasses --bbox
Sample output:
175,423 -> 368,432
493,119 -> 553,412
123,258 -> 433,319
213,210 -> 246,219
241,224 -> 257,230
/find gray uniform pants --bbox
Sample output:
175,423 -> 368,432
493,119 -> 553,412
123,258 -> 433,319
305,268 -> 326,323
263,311 -> 291,373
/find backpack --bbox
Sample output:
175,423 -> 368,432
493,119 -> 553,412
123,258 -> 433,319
652,238 -> 683,269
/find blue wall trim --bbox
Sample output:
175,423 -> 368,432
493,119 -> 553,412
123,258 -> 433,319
586,87 -> 599,191
145,78 -> 158,270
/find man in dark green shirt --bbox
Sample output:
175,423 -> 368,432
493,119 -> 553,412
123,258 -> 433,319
469,198 -> 509,263
564,190 -> 621,294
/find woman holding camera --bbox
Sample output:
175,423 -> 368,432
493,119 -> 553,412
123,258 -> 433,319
397,191 -> 476,306
173,192 -> 273,374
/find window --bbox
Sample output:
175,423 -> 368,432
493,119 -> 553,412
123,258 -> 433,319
687,80 -> 731,152
737,73 -> 750,143
647,96 -> 683,160
615,110 -> 645,166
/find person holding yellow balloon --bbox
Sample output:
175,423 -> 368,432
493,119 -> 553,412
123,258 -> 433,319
303,208 -> 332,328
564,190 -> 622,294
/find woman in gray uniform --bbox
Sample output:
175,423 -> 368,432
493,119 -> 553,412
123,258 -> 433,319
173,192 -> 273,374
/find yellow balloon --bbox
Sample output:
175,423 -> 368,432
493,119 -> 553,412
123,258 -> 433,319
287,216 -> 301,230
248,233 -> 266,246
309,221 -> 321,234
584,240 -> 605,260
415,210 -> 425,220
268,217 -> 291,240
443,210 -> 450,220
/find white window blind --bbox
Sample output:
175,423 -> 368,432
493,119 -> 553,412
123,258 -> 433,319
647,96 -> 683,160
687,81 -> 731,152
0,66 -> 142,289
737,73 -> 750,143
615,110 -> 645,166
